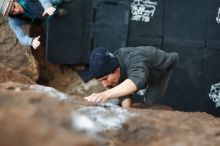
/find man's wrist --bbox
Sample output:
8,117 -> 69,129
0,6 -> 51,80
104,90 -> 114,100
29,38 -> 34,46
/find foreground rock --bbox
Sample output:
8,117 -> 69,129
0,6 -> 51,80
0,63 -> 35,85
0,82 -> 220,146
0,20 -> 39,81
0,87 -> 98,146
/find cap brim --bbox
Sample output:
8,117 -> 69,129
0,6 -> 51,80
2,0 -> 14,19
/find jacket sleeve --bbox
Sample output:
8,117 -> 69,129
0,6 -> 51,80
39,0 -> 53,9
126,52 -> 149,90
8,17 -> 33,46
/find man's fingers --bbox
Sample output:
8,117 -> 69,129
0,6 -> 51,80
42,11 -> 47,16
84,94 -> 101,103
43,7 -> 56,16
33,43 -> 40,49
84,96 -> 94,102
32,36 -> 41,49
95,97 -> 101,103
50,8 -> 56,15
36,36 -> 40,40
84,96 -> 91,101
84,93 -> 108,103
36,42 -> 40,47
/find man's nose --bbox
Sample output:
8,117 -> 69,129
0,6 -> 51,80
101,80 -> 108,87
14,9 -> 19,13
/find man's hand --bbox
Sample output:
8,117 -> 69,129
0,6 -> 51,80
121,97 -> 132,108
43,7 -> 56,16
32,36 -> 40,49
84,92 -> 109,103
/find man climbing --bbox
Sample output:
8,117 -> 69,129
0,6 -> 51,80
0,0 -> 68,49
85,46 -> 179,107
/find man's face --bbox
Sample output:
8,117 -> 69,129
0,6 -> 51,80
98,68 -> 120,88
10,1 -> 25,15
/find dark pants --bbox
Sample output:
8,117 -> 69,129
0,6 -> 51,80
117,69 -> 172,106
144,52 -> 179,105
144,69 -> 172,105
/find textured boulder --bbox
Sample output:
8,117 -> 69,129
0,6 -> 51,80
0,82 -> 220,146
0,20 -> 39,81
0,86 -> 99,146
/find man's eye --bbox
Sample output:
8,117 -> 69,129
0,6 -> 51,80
101,78 -> 107,82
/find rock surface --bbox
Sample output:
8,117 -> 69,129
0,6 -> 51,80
0,87 -> 98,146
0,20 -> 39,81
0,63 -> 35,85
0,81 -> 220,146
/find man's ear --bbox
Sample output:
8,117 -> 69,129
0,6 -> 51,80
114,67 -> 120,74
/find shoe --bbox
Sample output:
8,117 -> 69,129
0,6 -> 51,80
56,8 -> 68,17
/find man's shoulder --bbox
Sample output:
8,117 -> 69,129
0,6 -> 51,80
8,15 -> 27,24
117,46 -> 159,54
117,47 -> 136,53
8,16 -> 19,24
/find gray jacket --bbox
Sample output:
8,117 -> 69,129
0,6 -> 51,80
115,46 -> 179,90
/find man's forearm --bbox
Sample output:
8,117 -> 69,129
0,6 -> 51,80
104,79 -> 137,99
39,0 -> 53,9
8,17 -> 33,46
